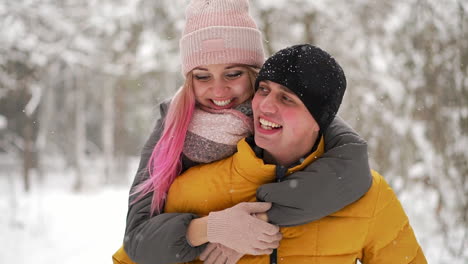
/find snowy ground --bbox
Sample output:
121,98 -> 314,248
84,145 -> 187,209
0,167 -> 130,264
0,164 -> 464,263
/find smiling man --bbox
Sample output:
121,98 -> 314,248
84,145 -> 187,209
161,44 -> 427,263
253,81 -> 322,167
252,44 -> 346,168
247,44 -> 426,263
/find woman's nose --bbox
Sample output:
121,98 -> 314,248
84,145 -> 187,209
212,79 -> 229,97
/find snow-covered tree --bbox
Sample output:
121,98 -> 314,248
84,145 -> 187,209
0,0 -> 466,262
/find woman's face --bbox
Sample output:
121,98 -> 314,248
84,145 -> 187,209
252,80 -> 320,166
192,64 -> 253,109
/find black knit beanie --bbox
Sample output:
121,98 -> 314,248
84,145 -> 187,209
255,44 -> 347,132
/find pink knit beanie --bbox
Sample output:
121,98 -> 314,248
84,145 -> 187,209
180,0 -> 265,76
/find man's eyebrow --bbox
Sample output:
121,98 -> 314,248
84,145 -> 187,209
278,85 -> 296,95
260,80 -> 296,95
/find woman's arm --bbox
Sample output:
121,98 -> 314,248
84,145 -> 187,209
256,116 -> 373,226
123,102 -> 206,264
186,216 -> 208,246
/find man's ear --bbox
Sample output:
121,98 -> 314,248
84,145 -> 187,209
313,124 -> 320,132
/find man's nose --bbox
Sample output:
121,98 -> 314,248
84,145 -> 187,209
259,94 -> 278,113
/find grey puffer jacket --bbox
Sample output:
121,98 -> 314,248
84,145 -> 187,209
123,101 -> 372,264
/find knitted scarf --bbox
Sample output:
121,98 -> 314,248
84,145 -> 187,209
183,101 -> 253,164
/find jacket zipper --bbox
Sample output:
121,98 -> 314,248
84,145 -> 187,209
270,165 -> 288,264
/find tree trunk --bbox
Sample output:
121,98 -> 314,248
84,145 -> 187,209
36,65 -> 59,182
258,8 -> 275,57
303,12 -> 316,45
102,79 -> 115,184
22,121 -> 33,192
73,69 -> 86,191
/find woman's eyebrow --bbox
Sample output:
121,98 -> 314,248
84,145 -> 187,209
193,67 -> 208,71
225,64 -> 244,69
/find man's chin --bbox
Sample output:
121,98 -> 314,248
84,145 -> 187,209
254,134 -> 274,150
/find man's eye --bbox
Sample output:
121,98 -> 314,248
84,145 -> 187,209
257,86 -> 269,93
282,95 -> 294,103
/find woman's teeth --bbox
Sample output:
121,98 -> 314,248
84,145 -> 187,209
259,118 -> 282,130
212,99 -> 232,106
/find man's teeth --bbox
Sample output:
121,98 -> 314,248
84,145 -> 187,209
259,118 -> 282,130
213,99 -> 232,106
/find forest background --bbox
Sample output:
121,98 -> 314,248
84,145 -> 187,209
0,0 -> 467,263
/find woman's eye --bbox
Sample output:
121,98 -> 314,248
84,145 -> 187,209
226,71 -> 243,78
194,75 -> 210,81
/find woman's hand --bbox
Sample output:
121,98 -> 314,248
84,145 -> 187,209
200,210 -> 275,263
200,243 -> 243,264
254,212 -> 269,222
206,202 -> 282,255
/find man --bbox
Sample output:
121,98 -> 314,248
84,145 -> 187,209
162,44 -> 427,263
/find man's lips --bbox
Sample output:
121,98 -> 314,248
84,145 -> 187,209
259,118 -> 282,129
256,117 -> 282,134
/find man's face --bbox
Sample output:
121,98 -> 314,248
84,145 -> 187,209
252,80 -> 320,166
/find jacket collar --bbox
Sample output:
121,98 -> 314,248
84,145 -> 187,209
234,136 -> 325,184
244,135 -> 325,170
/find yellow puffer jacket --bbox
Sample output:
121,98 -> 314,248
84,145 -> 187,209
113,138 -> 426,263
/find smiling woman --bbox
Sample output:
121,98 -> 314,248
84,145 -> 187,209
192,64 -> 257,110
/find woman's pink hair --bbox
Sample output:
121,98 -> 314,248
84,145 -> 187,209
133,67 -> 258,215
132,73 -> 196,215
